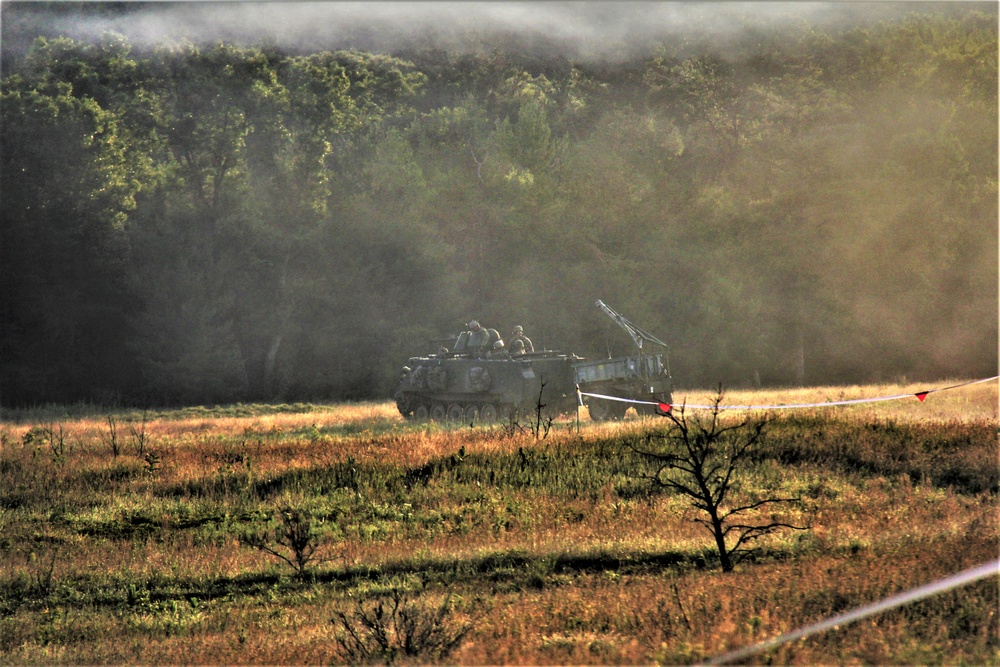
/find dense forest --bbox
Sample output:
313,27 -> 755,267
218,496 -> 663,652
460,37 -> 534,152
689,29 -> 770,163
1,5 -> 996,407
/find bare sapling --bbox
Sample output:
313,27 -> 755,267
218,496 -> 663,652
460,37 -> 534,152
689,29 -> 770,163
499,381 -> 555,440
627,388 -> 806,572
531,380 -> 555,440
128,410 -> 150,458
100,415 -> 121,458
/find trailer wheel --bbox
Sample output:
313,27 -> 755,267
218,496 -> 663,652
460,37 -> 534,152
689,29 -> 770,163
588,398 -> 628,421
587,398 -> 611,421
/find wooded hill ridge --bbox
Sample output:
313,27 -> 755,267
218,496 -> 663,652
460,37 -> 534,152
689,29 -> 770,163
1,7 -> 996,407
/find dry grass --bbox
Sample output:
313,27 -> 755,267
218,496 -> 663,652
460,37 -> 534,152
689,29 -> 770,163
674,378 -> 998,423
0,381 -> 996,664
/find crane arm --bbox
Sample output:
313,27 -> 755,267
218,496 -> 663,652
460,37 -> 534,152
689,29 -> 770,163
595,299 -> 668,352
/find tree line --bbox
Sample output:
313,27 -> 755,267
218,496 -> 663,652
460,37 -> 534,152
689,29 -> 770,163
1,8 -> 996,407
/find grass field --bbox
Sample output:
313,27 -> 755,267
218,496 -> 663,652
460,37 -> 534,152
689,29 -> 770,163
0,380 -> 997,664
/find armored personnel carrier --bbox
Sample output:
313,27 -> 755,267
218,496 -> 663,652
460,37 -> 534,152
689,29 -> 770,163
393,301 -> 673,422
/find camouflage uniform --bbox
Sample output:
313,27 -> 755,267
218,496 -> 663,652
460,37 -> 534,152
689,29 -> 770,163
510,325 -> 534,353
466,321 -> 490,357
487,340 -> 510,359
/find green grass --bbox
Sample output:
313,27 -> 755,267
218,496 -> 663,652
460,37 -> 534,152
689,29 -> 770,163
0,400 -> 996,664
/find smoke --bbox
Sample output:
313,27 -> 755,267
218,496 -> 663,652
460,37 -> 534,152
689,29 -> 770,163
2,1 -> 949,62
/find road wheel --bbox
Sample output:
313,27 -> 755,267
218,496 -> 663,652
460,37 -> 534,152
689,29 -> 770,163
429,404 -> 447,421
464,404 -> 479,423
447,403 -> 465,422
480,403 -> 498,423
413,404 -> 429,421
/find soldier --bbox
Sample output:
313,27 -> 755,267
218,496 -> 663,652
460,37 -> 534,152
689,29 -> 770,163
510,325 -> 534,353
466,320 -> 490,357
509,338 -> 526,356
487,340 -> 509,359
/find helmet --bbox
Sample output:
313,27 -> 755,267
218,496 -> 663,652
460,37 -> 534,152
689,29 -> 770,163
510,339 -> 525,352
512,325 -> 523,334
467,320 -> 480,329
492,340 -> 505,350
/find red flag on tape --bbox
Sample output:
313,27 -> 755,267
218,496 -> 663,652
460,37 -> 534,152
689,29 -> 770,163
657,403 -> 672,414
915,392 -> 929,402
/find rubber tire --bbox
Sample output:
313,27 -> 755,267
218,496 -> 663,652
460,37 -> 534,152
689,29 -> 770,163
588,398 -> 611,421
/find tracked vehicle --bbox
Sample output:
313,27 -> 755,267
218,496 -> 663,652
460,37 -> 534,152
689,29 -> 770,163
393,301 -> 672,422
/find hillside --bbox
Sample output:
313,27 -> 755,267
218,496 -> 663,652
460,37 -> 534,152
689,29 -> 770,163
1,4 -> 996,408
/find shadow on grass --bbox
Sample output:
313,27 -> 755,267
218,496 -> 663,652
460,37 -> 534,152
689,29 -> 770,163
0,545 -> 722,616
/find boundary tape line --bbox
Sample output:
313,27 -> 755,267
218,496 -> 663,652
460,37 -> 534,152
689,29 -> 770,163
576,377 -> 999,663
704,559 -> 1000,664
579,375 -> 999,413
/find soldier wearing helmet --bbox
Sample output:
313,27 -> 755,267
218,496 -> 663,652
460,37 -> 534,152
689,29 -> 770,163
510,325 -> 534,354
487,339 -> 510,359
466,320 -> 491,358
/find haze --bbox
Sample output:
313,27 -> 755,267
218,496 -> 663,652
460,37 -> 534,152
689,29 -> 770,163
1,1 -> 996,406
2,2 -> 959,62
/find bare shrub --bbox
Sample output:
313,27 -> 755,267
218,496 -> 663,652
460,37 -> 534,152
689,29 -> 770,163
242,507 -> 339,577
100,415 -> 122,458
530,381 -> 555,440
627,388 -> 806,572
332,588 -> 485,665
628,580 -> 694,652
501,381 -> 555,440
29,546 -> 59,597
23,423 -> 68,465
128,410 -> 150,458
